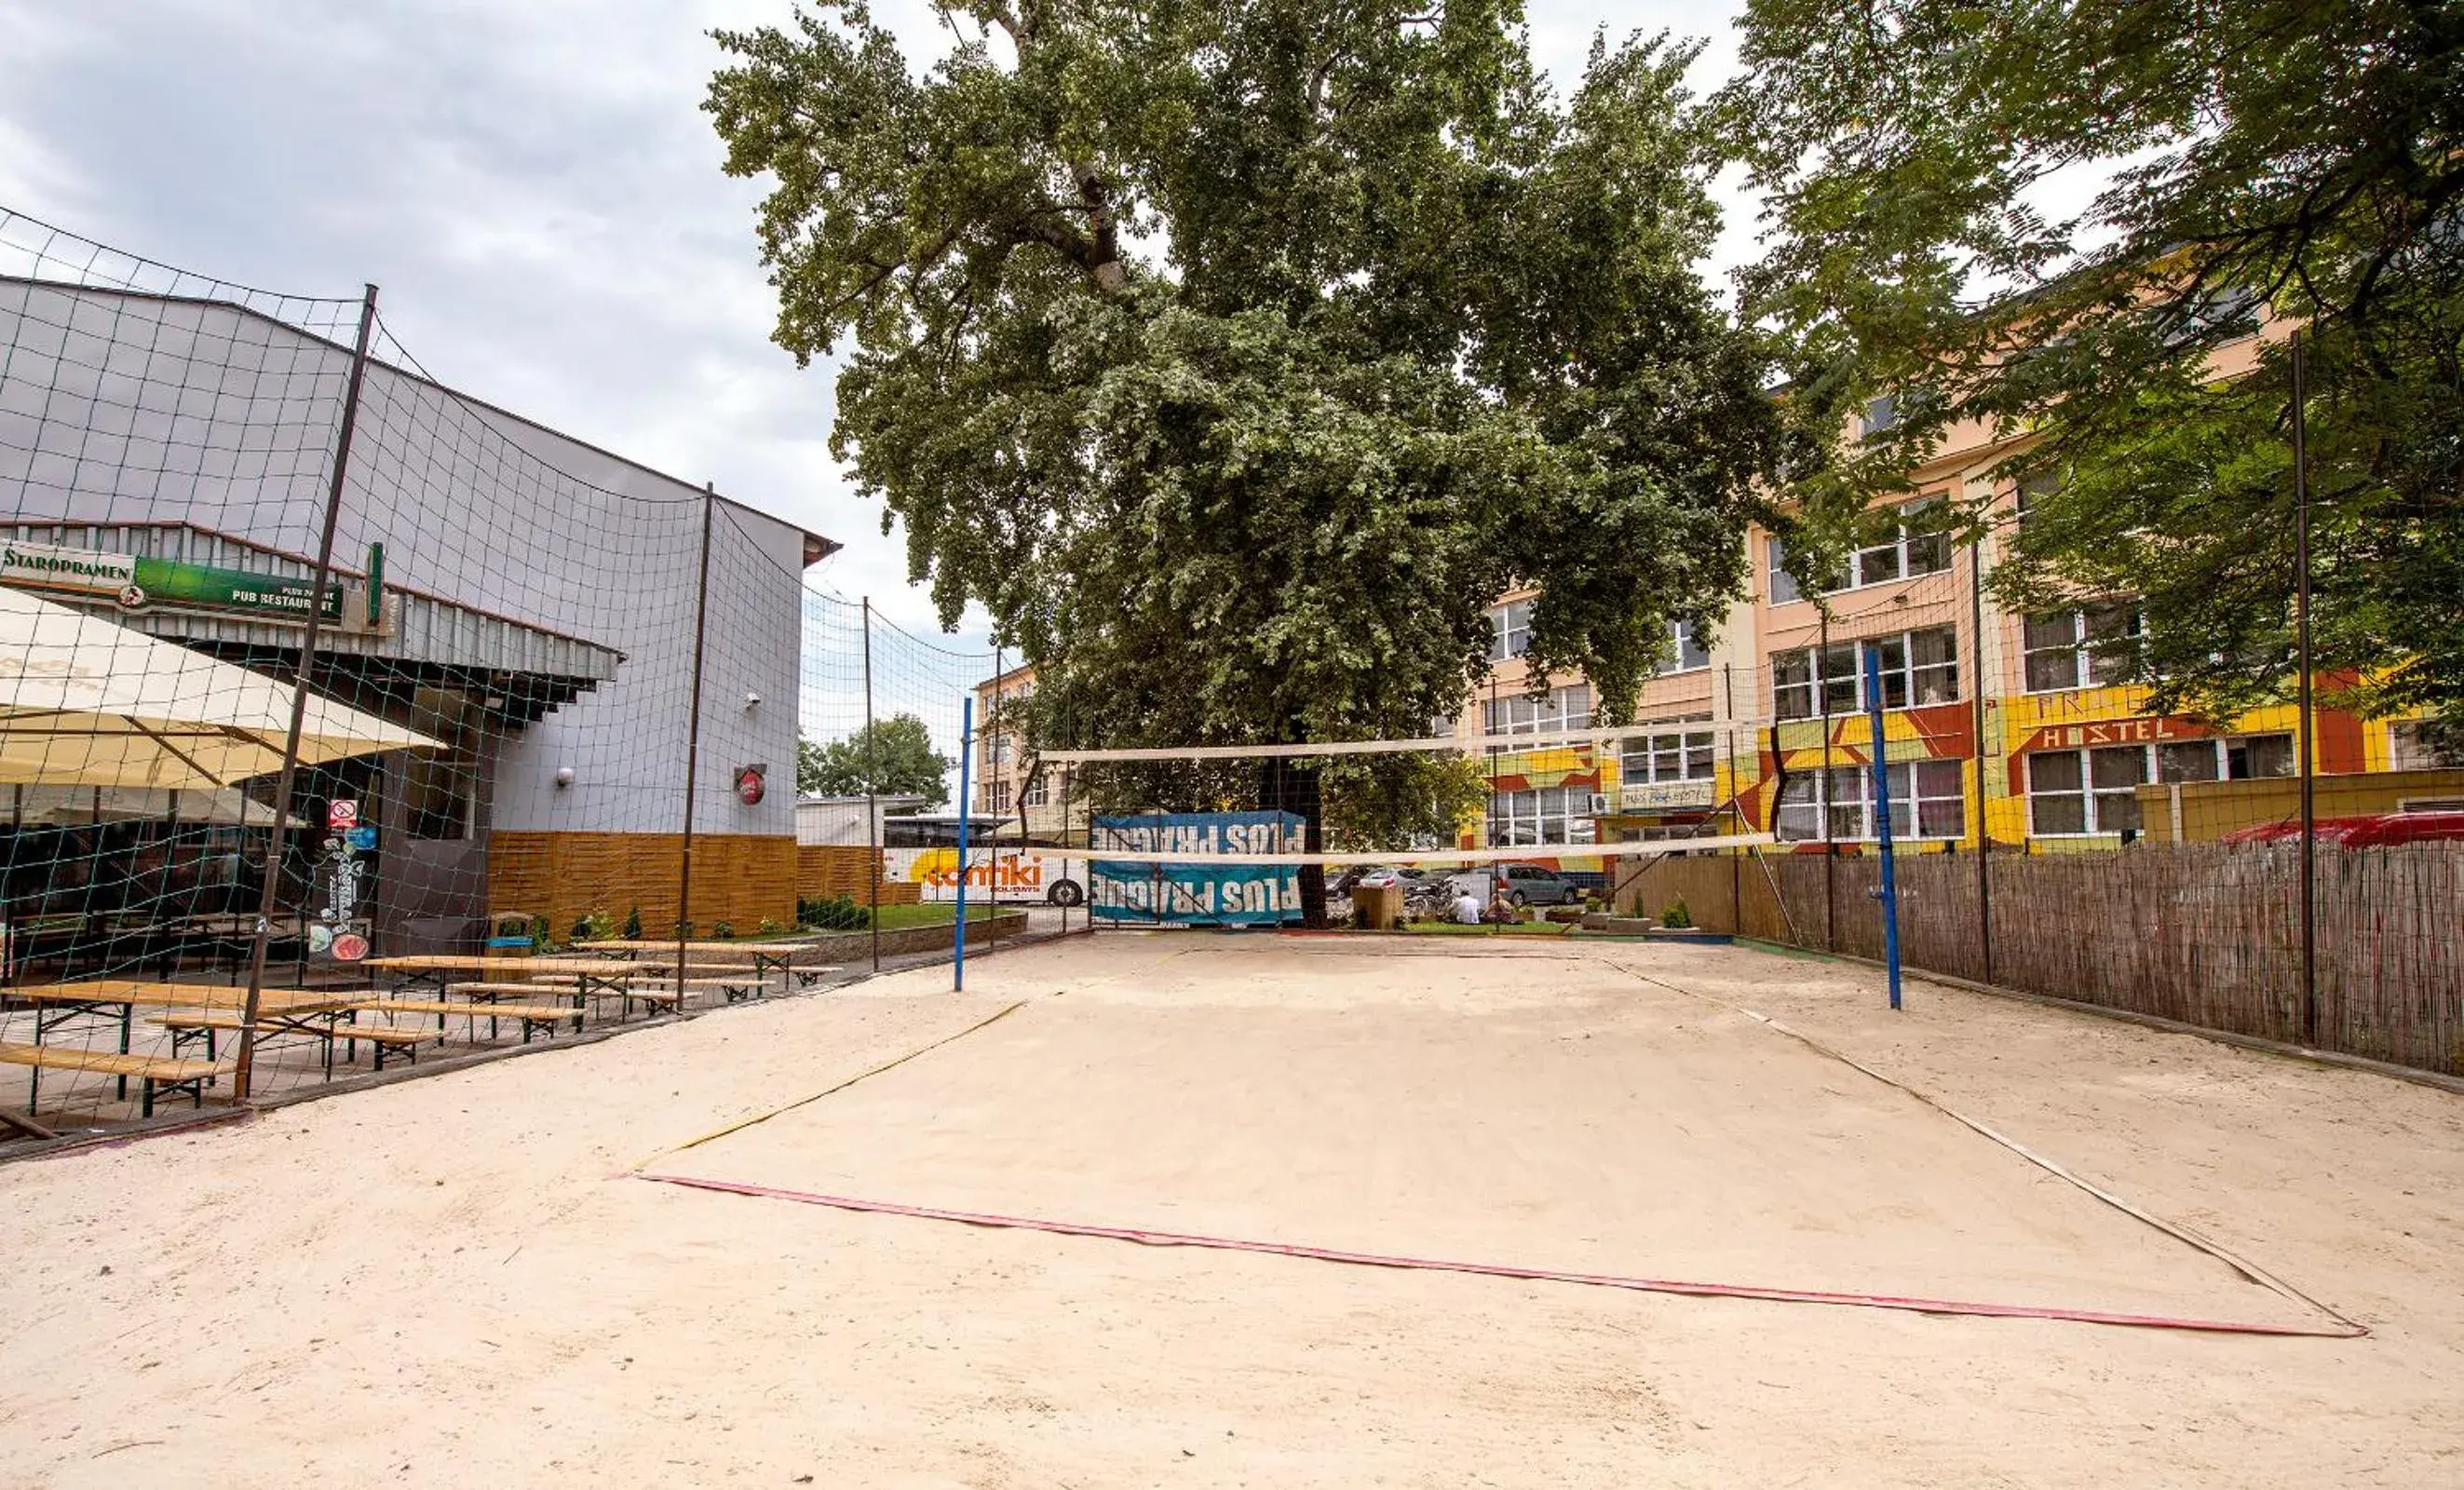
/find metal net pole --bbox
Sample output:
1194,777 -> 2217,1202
235,282 -> 379,1103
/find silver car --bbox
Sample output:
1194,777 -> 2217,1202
1448,861 -> 1585,908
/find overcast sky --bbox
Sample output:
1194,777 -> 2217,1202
0,0 -> 1755,652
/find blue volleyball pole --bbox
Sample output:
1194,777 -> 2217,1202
1862,643 -> 1904,1011
954,695 -> 973,993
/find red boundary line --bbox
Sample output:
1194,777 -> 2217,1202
635,1171 -> 2361,1337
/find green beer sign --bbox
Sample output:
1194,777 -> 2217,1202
0,539 -> 344,623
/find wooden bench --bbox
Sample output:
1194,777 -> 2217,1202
355,998 -> 579,1047
0,1040 -> 223,1118
529,971 -> 763,1009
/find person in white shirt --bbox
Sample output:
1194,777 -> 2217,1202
1453,888 -> 1484,925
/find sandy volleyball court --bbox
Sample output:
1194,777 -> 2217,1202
3,931 -> 2460,1487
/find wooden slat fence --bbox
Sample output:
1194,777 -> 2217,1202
1618,843 -> 2463,1077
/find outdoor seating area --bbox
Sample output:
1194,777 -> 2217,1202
0,940 -> 840,1127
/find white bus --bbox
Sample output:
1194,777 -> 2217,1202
879,815 -> 1087,906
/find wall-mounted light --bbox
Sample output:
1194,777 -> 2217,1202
554,767 -> 575,789
744,691 -> 762,711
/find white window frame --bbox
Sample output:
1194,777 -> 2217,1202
1022,770 -> 1049,808
1486,684 -> 1593,737
1488,600 -> 1532,662
1774,760 -> 1967,842
1656,619 -> 1710,675
1767,536 -> 1806,605
1620,724 -> 1715,784
2026,733 -> 2297,838
2022,604 -> 2143,694
1772,627 -> 1960,721
1486,786 -> 1598,847
1848,496 -> 1952,589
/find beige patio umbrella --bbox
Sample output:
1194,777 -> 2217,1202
10,784 -> 312,829
0,584 -> 440,788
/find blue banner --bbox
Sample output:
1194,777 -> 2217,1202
1090,810 -> 1304,926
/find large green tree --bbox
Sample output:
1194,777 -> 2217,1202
797,713 -> 954,806
1723,0 -> 2464,739
711,1 -> 1783,916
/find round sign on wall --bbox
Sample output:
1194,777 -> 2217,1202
735,765 -> 765,806
332,930 -> 370,962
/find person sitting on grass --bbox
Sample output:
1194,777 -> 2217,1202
1452,887 -> 1484,926
1485,886 -> 1520,925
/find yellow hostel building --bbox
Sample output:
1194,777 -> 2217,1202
1454,352 -> 2458,868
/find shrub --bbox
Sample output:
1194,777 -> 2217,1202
711,919 -> 736,940
572,908 -> 618,943
1660,897 -> 1693,929
797,894 -> 869,931
621,905 -> 643,940
756,916 -> 789,937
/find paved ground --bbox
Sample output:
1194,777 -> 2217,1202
2,931 -> 2458,1487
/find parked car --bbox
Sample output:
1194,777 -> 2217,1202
1448,861 -> 1585,908
1337,864 -> 1446,895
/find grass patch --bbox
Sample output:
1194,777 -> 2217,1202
1399,919 -> 1572,936
861,901 -> 1007,931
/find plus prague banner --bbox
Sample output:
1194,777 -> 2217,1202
1090,810 -> 1305,927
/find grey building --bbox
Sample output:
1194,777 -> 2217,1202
0,278 -> 833,955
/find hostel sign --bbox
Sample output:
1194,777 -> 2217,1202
2015,715 -> 2218,753
0,538 -> 343,624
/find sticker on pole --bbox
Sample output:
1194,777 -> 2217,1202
344,824 -> 378,852
326,799 -> 359,830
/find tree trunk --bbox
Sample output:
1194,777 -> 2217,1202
1263,757 -> 1330,928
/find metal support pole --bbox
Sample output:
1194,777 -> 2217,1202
2292,329 -> 2317,1047
861,597 -> 881,974
990,645 -> 1003,916
1724,665 -> 1740,928
1059,765 -> 1073,936
236,282 -> 378,1103
1819,613 -> 1836,951
954,696 -> 974,991
1969,530 -> 1994,985
1862,643 -> 1903,1011
674,488 -> 717,1002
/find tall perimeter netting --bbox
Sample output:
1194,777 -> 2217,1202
0,207 -> 829,1126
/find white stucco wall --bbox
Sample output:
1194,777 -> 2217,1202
0,281 -> 810,837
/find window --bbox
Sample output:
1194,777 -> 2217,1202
2391,720 -> 2461,770
1022,771 -> 1049,808
1850,497 -> 1952,588
2027,746 -> 2146,834
2032,735 -> 2295,836
1774,761 -> 1965,841
982,780 -> 1013,814
2014,470 -> 2059,525
2156,734 -> 2295,783
1767,537 -> 1807,605
1860,394 -> 1898,440
1488,600 -> 1532,662
1486,684 -> 1592,736
1657,620 -> 1709,675
2023,605 -> 2141,692
1621,725 -> 1715,783
1771,628 -> 1960,720
403,754 -> 475,841
1487,787 -> 1597,847
984,734 -> 1012,767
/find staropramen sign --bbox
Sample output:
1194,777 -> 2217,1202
0,539 -> 343,624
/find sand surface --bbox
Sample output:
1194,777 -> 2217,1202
3,931 -> 2459,1487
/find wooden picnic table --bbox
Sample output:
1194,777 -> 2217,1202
5,981 -> 357,1097
362,955 -> 670,998
572,939 -> 824,983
